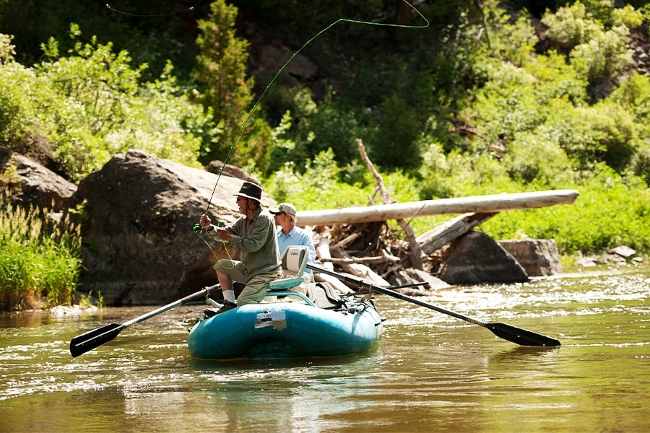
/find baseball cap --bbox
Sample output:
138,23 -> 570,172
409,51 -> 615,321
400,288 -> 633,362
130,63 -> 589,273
270,203 -> 297,217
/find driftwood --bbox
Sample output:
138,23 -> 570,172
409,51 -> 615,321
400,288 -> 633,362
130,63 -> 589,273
315,228 -> 392,288
297,189 -> 579,226
417,212 -> 498,256
315,236 -> 334,271
320,250 -> 400,265
305,145 -> 579,293
340,263 -> 390,287
314,273 -> 354,293
357,139 -> 424,270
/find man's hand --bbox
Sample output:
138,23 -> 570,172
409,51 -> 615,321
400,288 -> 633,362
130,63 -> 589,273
215,228 -> 232,241
200,213 -> 213,230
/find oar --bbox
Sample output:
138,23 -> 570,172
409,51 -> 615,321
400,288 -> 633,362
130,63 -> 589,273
308,263 -> 560,347
69,284 -> 220,357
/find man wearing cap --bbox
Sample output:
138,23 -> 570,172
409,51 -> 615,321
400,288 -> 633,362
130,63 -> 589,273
199,181 -> 281,315
270,203 -> 317,283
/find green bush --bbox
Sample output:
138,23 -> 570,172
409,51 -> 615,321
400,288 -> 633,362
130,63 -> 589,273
570,24 -> 633,83
481,165 -> 650,254
503,133 -> 574,187
1,26 -> 212,182
0,201 -> 81,310
541,2 -> 603,51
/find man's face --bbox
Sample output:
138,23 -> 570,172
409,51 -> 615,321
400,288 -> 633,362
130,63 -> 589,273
236,196 -> 247,214
273,212 -> 284,223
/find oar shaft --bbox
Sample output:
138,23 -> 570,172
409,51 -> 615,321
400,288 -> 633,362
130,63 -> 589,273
307,263 -> 560,347
122,284 -> 220,327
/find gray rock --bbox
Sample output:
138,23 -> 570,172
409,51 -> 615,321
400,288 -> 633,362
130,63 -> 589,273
608,245 -> 636,259
499,239 -> 562,276
0,146 -> 76,211
205,160 -> 258,183
438,231 -> 529,285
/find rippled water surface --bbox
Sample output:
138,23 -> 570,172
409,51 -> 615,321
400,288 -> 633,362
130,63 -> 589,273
2,267 -> 649,432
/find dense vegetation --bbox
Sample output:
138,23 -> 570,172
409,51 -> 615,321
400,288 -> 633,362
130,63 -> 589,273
1,0 -> 650,308
0,199 -> 81,310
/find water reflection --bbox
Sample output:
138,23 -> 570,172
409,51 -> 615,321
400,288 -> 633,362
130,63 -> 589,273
1,267 -> 649,432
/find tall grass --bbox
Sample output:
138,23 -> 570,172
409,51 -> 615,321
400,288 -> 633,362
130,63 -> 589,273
0,201 -> 81,311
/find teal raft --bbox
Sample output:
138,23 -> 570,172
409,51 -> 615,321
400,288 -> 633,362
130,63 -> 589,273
187,288 -> 383,360
188,246 -> 383,359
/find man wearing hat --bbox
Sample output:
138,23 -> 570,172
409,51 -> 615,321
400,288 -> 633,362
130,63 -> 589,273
199,181 -> 281,315
270,203 -> 316,283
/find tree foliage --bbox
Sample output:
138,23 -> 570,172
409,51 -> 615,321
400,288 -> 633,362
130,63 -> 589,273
0,25 -> 211,181
1,0 -> 650,256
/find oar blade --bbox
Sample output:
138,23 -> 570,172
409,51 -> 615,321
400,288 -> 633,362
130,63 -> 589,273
70,323 -> 123,357
486,322 -> 560,347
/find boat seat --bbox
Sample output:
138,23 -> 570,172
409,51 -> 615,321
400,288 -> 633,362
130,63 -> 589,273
269,246 -> 309,291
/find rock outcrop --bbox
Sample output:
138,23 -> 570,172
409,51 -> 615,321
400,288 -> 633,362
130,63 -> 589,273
0,146 -> 76,212
499,239 -> 562,277
437,231 -> 529,285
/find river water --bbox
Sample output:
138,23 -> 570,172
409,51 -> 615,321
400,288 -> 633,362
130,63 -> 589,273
1,267 -> 649,432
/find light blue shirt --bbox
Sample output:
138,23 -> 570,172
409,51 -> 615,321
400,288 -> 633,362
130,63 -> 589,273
276,226 -> 317,277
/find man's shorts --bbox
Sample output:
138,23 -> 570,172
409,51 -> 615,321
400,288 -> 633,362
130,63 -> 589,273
214,259 -> 279,306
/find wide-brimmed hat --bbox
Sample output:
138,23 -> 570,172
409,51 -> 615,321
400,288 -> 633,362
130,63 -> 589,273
270,203 -> 297,217
233,181 -> 262,203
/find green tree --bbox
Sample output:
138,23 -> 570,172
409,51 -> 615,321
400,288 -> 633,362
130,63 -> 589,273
194,0 -> 256,167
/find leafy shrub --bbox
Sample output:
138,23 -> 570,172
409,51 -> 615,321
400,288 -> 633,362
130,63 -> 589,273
0,62 -> 40,144
570,24 -> 633,83
0,33 -> 15,64
504,133 -> 574,187
482,165 -> 650,254
370,93 -> 421,171
524,50 -> 589,105
26,25 -> 211,181
611,4 -> 645,29
484,1 -> 538,67
417,141 -> 456,200
291,92 -> 363,169
536,101 -> 637,172
629,141 -> 650,185
0,200 -> 81,310
463,62 -> 543,144
541,2 -> 603,52
609,73 -> 650,125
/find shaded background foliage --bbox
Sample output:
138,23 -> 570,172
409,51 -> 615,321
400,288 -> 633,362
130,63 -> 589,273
1,0 -> 650,256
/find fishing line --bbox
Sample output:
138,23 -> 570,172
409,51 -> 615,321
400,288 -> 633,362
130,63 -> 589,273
105,1 -> 206,17
205,0 -> 430,215
192,223 -> 235,263
107,1 -> 430,251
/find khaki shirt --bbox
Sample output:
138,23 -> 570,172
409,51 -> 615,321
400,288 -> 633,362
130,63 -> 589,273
226,206 -> 281,278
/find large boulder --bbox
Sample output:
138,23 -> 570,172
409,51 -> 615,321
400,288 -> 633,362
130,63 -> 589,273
437,231 -> 529,285
0,146 -> 76,212
67,150 -> 273,306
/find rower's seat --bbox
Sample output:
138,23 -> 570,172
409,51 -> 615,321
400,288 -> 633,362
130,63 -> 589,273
269,246 -> 309,291
267,246 -> 314,306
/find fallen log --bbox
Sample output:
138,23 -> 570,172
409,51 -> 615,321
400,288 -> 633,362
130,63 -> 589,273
297,189 -> 579,226
320,251 -> 401,265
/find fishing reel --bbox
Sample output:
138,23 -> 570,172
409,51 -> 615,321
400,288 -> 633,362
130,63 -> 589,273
192,223 -> 202,233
